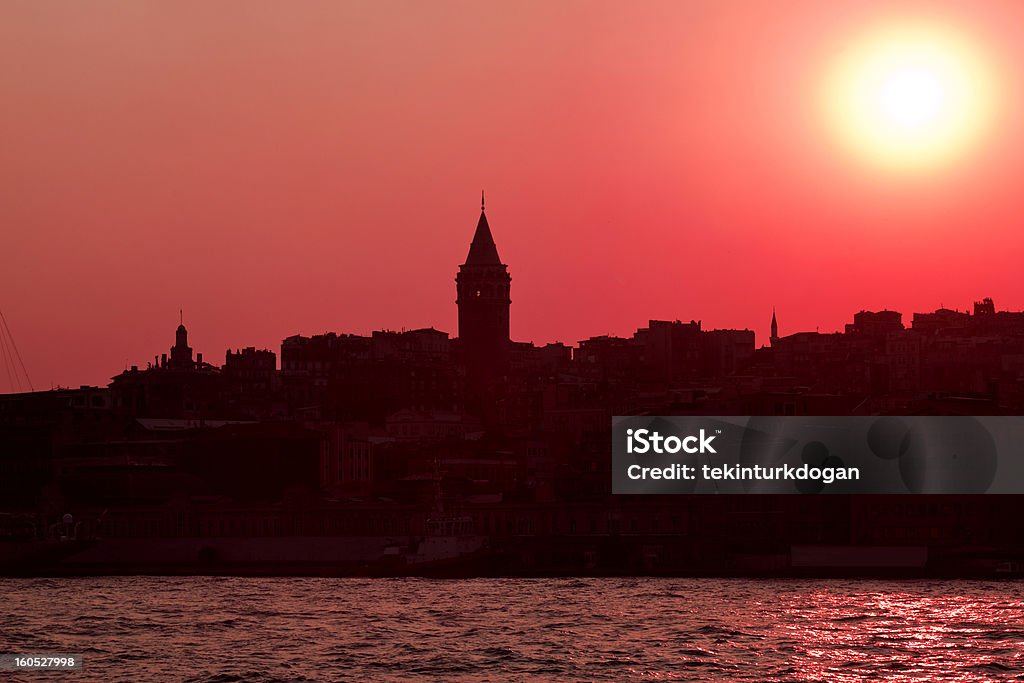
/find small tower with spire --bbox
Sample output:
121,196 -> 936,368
456,192 -> 511,395
770,307 -> 779,346
169,311 -> 195,371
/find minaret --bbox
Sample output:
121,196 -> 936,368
456,192 -> 511,395
770,307 -> 779,346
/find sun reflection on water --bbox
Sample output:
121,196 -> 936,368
1,577 -> 1023,682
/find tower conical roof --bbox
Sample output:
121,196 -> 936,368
464,210 -> 502,265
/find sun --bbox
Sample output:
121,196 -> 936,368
821,21 -> 998,173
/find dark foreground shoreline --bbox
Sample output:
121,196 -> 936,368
4,535 -> 1023,580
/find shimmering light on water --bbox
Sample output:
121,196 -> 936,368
2,578 -> 1023,682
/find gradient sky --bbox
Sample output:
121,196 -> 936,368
3,1 -> 1024,390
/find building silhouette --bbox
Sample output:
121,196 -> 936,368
169,316 -> 196,371
455,192 -> 511,397
5,195 -> 1024,576
845,310 -> 903,336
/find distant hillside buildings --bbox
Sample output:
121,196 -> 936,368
4,200 -> 1024,571
6,201 -> 1024,426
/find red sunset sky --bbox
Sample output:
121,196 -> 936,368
3,1 -> 1024,390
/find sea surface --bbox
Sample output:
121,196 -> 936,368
2,577 -> 1024,682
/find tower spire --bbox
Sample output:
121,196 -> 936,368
464,194 -> 501,265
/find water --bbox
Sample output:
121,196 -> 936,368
2,577 -> 1023,682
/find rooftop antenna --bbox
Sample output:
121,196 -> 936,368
481,190 -> 485,212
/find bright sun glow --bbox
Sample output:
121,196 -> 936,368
822,21 -> 999,173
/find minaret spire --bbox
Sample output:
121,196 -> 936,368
481,189 -> 485,212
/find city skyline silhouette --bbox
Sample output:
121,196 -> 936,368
2,192 -> 1019,393
5,3 -> 1024,389
6,4 -> 1024,680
